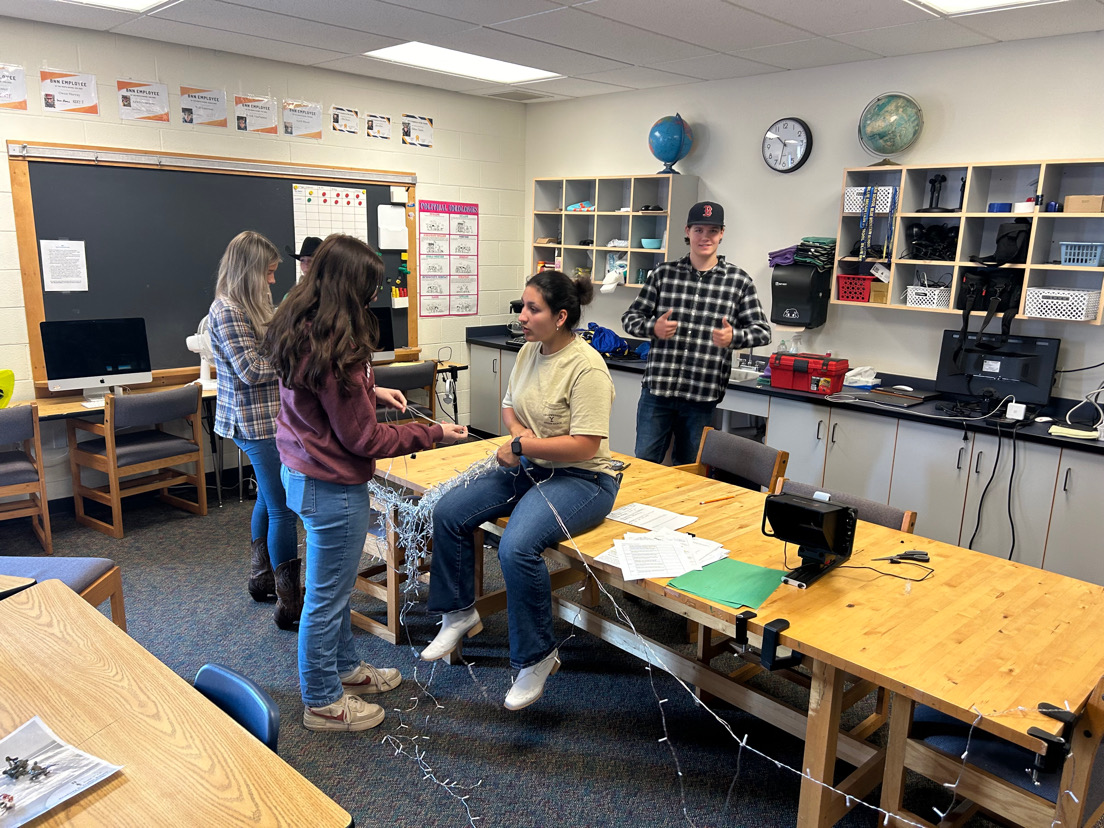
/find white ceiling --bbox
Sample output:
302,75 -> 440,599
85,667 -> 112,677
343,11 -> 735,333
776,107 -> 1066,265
4,0 -> 1104,102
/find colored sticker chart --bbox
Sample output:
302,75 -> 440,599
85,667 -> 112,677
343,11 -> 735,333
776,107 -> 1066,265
291,183 -> 369,268
418,200 -> 478,317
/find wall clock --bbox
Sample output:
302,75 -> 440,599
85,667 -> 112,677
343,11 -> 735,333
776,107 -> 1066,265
762,117 -> 812,173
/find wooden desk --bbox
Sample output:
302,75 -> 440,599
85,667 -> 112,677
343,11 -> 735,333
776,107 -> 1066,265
0,574 -> 34,599
376,441 -> 1104,827
0,580 -> 351,827
15,384 -> 217,421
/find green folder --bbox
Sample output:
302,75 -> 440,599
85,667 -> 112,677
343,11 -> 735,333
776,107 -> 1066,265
667,558 -> 785,610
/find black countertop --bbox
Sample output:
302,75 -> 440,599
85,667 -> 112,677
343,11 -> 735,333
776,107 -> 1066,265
466,327 -> 1103,455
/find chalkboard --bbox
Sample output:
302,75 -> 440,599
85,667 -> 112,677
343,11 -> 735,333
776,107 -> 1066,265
25,160 -> 410,371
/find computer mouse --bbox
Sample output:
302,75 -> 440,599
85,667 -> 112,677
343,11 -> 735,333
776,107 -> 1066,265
1035,416 -> 1053,423
891,385 -> 913,392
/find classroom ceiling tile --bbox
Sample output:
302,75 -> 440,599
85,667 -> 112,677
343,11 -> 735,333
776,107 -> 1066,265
0,0 -> 137,30
732,37 -> 883,70
225,0 -> 477,40
518,75 -> 635,98
379,0 -> 565,25
150,0 -> 399,55
833,18 -> 997,56
491,6 -> 712,64
652,52 -> 783,80
950,0 -> 1104,41
312,56 -> 510,92
112,17 -> 348,66
580,0 -> 813,52
728,0 -> 935,36
429,26 -> 630,76
575,65 -> 701,89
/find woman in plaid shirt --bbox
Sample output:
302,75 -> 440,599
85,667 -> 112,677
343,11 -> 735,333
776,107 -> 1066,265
208,231 -> 301,630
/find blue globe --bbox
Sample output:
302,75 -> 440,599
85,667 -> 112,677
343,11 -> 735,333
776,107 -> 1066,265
858,93 -> 923,158
648,113 -> 693,174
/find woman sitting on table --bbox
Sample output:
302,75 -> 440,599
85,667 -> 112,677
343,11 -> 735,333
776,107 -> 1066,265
422,269 -> 620,711
265,234 -> 466,732
207,230 -> 300,630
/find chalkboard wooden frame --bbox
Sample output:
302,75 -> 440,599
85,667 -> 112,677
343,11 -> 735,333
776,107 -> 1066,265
8,141 -> 420,395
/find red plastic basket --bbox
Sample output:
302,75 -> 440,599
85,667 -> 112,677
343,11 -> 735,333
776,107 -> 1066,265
837,274 -> 874,302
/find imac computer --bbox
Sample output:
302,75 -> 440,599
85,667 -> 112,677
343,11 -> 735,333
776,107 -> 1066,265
762,493 -> 857,588
934,330 -> 1061,411
369,306 -> 397,363
40,317 -> 153,407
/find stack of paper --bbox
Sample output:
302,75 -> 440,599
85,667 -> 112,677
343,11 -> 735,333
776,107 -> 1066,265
595,528 -> 728,581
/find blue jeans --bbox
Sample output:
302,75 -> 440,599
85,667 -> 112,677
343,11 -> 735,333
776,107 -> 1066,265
429,462 -> 620,669
281,466 -> 371,708
233,436 -> 297,569
634,387 -> 718,465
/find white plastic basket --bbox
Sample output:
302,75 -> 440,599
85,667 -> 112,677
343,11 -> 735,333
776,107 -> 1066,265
1023,287 -> 1101,321
843,186 -> 897,214
905,285 -> 951,308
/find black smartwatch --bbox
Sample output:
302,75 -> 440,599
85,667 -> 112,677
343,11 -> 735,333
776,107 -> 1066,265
511,436 -> 523,456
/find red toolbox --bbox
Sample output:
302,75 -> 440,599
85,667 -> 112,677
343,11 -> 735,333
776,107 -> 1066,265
769,353 -> 849,395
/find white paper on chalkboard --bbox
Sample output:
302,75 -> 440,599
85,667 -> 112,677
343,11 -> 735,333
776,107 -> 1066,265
40,239 -> 88,291
377,204 -> 408,250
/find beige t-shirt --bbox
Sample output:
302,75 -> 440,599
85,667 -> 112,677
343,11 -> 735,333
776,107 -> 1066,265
502,336 -> 616,476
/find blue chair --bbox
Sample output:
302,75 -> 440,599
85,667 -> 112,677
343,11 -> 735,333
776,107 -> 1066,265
194,663 -> 280,752
0,556 -> 125,630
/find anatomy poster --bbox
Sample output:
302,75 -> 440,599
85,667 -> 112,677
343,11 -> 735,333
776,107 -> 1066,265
418,200 -> 478,317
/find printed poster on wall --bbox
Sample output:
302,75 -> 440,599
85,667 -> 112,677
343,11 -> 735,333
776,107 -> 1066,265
366,113 -> 390,140
330,105 -> 358,134
234,94 -> 277,134
283,99 -> 322,139
40,69 -> 98,115
418,200 -> 478,317
401,113 -> 433,148
180,86 -> 226,126
117,79 -> 169,122
0,64 -> 27,110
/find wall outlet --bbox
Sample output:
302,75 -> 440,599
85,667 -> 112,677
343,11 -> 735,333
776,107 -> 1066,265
1007,402 -> 1026,420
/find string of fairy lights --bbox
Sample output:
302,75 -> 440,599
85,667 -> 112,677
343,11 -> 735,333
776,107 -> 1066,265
360,409 -> 1079,827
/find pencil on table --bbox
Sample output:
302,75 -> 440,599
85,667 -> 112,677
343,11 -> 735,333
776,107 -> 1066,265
700,495 -> 736,505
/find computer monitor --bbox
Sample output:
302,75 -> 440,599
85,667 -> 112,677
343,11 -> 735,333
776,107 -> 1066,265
762,493 -> 857,589
934,330 -> 1061,408
40,317 -> 153,406
369,306 -> 396,363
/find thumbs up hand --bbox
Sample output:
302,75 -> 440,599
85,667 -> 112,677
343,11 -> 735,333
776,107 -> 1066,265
712,318 -> 734,348
654,309 -> 678,340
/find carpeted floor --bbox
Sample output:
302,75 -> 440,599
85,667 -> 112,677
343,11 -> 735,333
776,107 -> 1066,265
0,481 -> 1003,828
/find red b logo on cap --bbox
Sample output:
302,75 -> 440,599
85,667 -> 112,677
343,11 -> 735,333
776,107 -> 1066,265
703,205 -> 712,217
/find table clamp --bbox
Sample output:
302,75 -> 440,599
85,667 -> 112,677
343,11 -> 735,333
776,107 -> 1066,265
1026,701 -> 1078,783
725,614 -> 804,672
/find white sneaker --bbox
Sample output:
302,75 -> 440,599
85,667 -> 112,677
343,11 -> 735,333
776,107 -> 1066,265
303,694 -> 384,732
340,661 -> 402,695
503,649 -> 561,711
420,608 -> 483,661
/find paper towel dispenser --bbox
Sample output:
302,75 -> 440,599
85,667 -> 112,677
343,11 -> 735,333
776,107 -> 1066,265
770,264 -> 830,330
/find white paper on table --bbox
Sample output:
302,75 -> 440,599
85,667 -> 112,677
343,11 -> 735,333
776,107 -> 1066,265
594,547 -> 621,568
607,503 -> 696,532
614,536 -> 698,580
40,240 -> 88,291
377,204 -> 408,250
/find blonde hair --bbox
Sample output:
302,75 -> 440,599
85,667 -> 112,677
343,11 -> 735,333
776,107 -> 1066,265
215,231 -> 281,338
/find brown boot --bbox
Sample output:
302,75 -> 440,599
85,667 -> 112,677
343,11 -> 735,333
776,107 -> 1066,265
249,538 -> 276,602
274,558 -> 303,631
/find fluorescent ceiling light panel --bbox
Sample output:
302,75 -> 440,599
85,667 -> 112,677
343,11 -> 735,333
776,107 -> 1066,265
61,0 -> 165,10
364,42 -> 558,84
912,0 -> 1067,14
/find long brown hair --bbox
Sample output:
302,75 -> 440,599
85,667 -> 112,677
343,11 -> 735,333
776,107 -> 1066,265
214,231 -> 280,338
263,234 -> 385,395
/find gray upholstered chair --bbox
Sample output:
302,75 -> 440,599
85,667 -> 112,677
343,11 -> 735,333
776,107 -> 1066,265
674,427 -> 789,493
67,384 -> 207,538
773,478 -> 917,533
0,403 -> 52,554
0,556 -> 126,630
373,361 -> 437,425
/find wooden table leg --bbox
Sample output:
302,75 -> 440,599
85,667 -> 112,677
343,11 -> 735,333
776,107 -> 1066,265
797,659 -> 845,828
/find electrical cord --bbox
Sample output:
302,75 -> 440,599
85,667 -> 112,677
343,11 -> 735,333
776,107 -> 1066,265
1056,360 -> 1104,374
782,542 -> 933,583
1064,383 -> 1104,428
966,421 -> 1003,550
825,393 -> 1015,423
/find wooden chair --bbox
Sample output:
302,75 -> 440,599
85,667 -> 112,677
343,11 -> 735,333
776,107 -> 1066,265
0,403 -> 52,554
68,384 -> 207,538
882,676 -> 1104,827
0,557 -> 126,630
673,427 -> 789,492
773,478 -> 917,533
194,663 -> 280,752
373,361 -> 437,426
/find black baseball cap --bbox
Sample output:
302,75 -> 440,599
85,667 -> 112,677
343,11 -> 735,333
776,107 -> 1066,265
686,201 -> 724,227
286,236 -> 322,260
